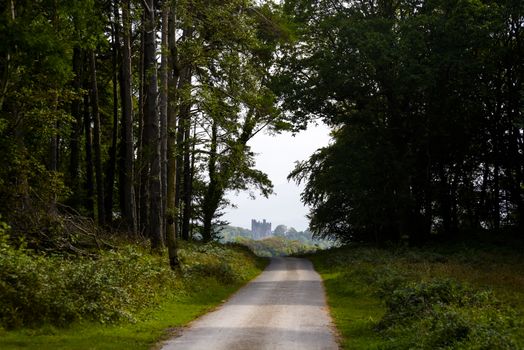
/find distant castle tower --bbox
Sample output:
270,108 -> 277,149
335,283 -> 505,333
251,219 -> 272,239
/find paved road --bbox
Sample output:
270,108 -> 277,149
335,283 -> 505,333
161,257 -> 339,350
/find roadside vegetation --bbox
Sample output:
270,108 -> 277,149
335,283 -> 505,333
308,243 -> 524,349
0,231 -> 267,350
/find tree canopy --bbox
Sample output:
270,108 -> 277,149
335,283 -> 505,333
280,0 -> 523,244
0,0 -> 522,255
0,0 -> 288,263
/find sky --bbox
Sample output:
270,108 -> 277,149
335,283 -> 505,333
223,123 -> 332,231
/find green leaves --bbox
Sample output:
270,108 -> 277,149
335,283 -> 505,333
281,0 -> 524,243
378,279 -> 519,349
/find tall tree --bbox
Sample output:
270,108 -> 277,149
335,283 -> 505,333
143,0 -> 163,248
105,0 -> 121,225
119,0 -> 137,233
89,50 -> 105,225
166,1 -> 180,267
160,0 -> 170,239
282,0 -> 524,244
68,47 -> 83,209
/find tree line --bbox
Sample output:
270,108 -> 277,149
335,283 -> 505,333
0,0 -> 287,266
1,0 -> 522,254
280,0 -> 523,244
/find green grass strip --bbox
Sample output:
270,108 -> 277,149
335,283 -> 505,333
0,256 -> 268,350
1,286 -> 236,349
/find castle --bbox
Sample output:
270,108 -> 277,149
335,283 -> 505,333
251,219 -> 272,239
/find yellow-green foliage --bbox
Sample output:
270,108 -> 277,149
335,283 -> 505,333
233,236 -> 318,257
309,245 -> 524,349
0,231 -> 265,330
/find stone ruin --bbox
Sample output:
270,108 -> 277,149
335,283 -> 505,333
251,219 -> 272,239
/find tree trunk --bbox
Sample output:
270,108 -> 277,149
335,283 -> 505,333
174,109 -> 184,238
0,0 -> 15,111
84,89 -> 95,218
493,158 -> 501,230
176,60 -> 192,239
202,121 -> 219,242
189,122 -> 197,240
138,12 -> 147,234
89,50 -> 105,225
175,73 -> 191,239
143,0 -> 163,249
105,3 -> 120,224
181,103 -> 192,240
160,3 -> 169,241
166,3 -> 180,268
69,47 -> 83,209
49,122 -> 59,172
119,0 -> 137,234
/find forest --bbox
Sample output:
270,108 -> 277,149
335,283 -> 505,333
0,0 -> 283,266
0,0 -> 523,349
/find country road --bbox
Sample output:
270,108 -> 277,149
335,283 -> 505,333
161,257 -> 339,350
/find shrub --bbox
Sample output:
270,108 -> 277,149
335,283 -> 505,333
0,237 -> 260,329
377,279 -> 519,349
0,239 -> 177,328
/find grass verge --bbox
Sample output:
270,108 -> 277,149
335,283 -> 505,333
0,241 -> 267,350
308,244 -> 524,349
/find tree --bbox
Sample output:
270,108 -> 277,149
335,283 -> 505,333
165,0 -> 180,268
187,0 -> 288,241
282,0 -> 524,244
118,0 -> 137,233
274,224 -> 288,236
0,0 -> 289,262
88,50 -> 105,225
142,0 -> 163,249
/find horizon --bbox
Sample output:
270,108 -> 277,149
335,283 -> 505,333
222,123 -> 331,232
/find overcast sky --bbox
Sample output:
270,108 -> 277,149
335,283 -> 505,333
223,123 -> 332,231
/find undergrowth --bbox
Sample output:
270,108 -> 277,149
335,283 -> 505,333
308,245 -> 524,349
0,228 -> 265,331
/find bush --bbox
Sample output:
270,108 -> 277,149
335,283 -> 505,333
0,237 -> 177,328
377,279 -> 519,349
0,236 -> 261,329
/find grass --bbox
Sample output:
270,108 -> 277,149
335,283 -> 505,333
0,241 -> 268,350
320,271 -> 385,349
308,243 -> 524,349
0,283 -> 238,349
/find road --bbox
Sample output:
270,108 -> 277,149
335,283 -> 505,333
161,257 -> 339,350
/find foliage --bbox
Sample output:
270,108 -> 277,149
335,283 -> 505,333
0,0 -> 288,251
307,244 -> 524,349
0,0 -> 105,228
219,224 -> 335,252
378,279 -> 518,349
185,0 -> 290,240
280,0 -> 524,244
0,237 -> 264,330
219,224 -> 254,240
232,236 -> 318,257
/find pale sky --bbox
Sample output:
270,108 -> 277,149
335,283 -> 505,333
223,123 -> 332,231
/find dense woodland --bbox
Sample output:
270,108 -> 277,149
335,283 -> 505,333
0,0 -> 285,267
283,0 -> 524,245
0,0 -> 523,267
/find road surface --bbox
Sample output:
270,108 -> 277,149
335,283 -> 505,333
161,257 -> 339,350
